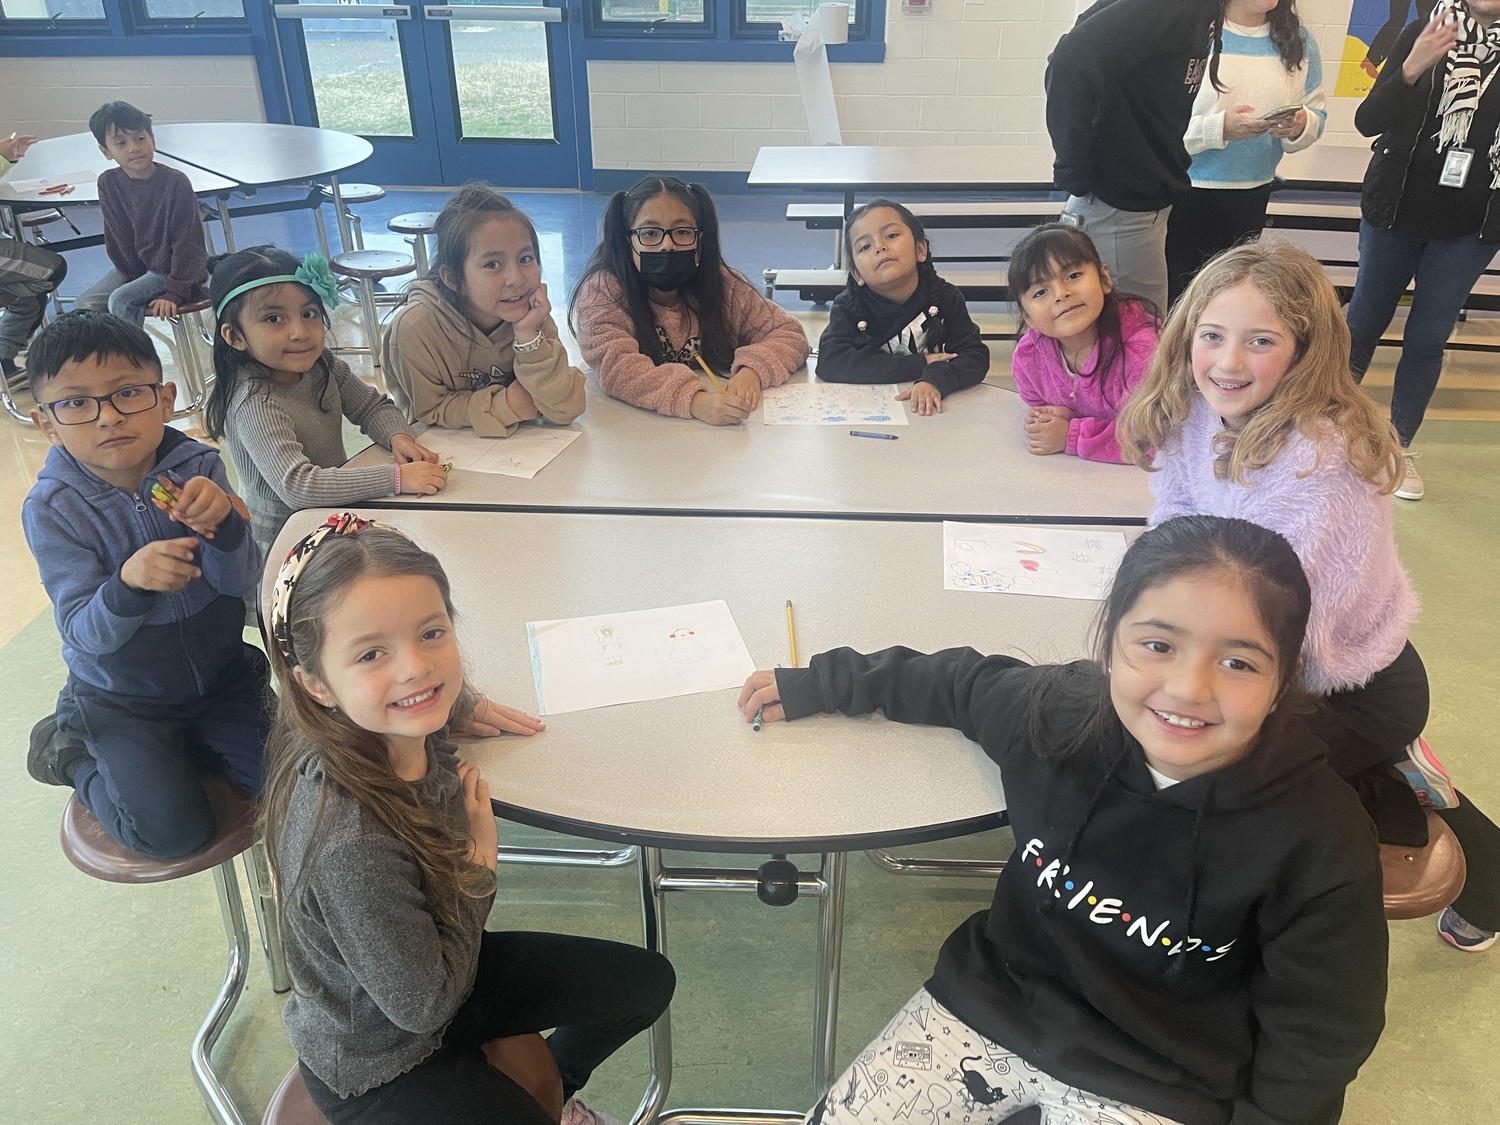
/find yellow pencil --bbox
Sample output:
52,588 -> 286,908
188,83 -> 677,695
694,352 -> 725,392
786,599 -> 798,668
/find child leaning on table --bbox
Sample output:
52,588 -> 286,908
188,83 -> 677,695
815,199 -> 989,417
1117,239 -> 1500,954
569,175 -> 808,427
75,102 -> 208,328
21,310 -> 268,859
203,244 -> 447,554
1009,223 -> 1159,462
261,513 -> 672,1125
382,183 -> 586,435
740,515 -> 1387,1125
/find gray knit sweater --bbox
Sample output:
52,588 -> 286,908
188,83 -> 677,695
222,355 -> 412,550
278,743 -> 496,1098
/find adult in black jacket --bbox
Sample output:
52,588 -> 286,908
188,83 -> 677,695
740,517 -> 1387,1125
1347,0 -> 1500,502
816,201 -> 989,414
1047,0 -> 1222,311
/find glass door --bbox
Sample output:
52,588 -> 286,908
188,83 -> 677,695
274,0 -> 581,187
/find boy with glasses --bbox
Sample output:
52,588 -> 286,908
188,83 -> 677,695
22,310 -> 267,858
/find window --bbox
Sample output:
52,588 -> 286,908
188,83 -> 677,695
0,0 -> 105,19
583,0 -> 877,47
734,0 -> 868,41
598,0 -> 705,23
137,0 -> 246,18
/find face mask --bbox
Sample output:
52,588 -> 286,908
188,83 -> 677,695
638,249 -> 699,291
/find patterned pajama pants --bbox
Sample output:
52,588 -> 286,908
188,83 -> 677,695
807,989 -> 1184,1125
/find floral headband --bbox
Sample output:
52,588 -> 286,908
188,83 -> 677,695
270,512 -> 412,666
215,251 -> 341,319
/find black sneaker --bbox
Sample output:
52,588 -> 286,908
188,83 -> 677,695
27,715 -> 90,787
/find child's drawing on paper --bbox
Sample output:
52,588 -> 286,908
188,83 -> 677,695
667,627 -> 708,664
942,523 -> 1129,601
761,383 -> 910,426
597,625 -> 627,666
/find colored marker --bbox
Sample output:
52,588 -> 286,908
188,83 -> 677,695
693,353 -> 724,392
849,430 -> 898,440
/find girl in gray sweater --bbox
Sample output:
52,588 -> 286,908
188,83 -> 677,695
206,245 -> 450,552
260,515 -> 674,1125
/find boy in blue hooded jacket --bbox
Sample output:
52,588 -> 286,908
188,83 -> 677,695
22,310 -> 266,858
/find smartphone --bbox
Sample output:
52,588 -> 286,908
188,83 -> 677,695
1261,105 -> 1302,121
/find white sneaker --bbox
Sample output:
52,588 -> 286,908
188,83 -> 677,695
1395,450 -> 1424,501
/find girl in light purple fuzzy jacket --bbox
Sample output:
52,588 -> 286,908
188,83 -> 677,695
1009,224 -> 1160,463
1118,239 -> 1500,955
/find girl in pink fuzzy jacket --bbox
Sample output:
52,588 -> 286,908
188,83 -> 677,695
568,176 -> 808,427
1009,223 -> 1159,463
1118,239 -> 1500,955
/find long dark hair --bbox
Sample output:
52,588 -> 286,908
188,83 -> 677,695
568,176 -> 738,370
259,529 -> 485,944
1009,223 -> 1158,382
417,181 -> 542,311
1211,0 -> 1306,91
839,199 -> 943,329
1024,515 -> 1313,761
205,244 -> 333,441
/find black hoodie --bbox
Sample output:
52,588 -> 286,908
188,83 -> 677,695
777,647 -> 1388,1125
1046,0 -> 1221,212
815,274 -> 990,397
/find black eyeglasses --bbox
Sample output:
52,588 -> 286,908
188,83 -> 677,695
41,382 -> 161,425
630,226 -> 701,248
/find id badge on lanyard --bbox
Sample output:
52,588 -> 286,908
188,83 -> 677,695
1442,64 -> 1500,189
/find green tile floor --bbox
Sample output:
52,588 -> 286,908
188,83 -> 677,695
2,420 -> 1496,1124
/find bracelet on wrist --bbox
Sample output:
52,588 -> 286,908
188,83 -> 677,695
513,329 -> 546,354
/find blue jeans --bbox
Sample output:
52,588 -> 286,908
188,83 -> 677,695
1346,220 -> 1499,445
75,268 -> 169,327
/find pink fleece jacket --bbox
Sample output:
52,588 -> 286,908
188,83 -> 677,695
1011,298 -> 1158,463
1149,394 -> 1417,695
573,267 -> 809,417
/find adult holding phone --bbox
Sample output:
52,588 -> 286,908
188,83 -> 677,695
1347,0 -> 1500,501
1046,0 -> 1223,312
1166,0 -> 1326,304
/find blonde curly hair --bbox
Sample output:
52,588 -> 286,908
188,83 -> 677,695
1116,241 -> 1401,493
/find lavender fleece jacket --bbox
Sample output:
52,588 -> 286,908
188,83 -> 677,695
1149,394 -> 1417,695
1011,299 -> 1158,464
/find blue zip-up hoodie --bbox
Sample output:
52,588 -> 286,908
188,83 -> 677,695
23,428 -> 262,704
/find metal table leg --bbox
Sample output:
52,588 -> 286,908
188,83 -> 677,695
634,847 -> 848,1125
330,174 -> 354,255
215,196 -> 238,254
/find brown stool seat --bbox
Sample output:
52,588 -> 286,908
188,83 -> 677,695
387,211 -> 439,236
322,183 -> 386,205
60,775 -> 257,884
330,250 -> 415,282
1382,808 -> 1467,920
264,1034 -> 564,1125
173,296 -> 215,316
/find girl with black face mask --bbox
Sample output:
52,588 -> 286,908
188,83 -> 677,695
569,176 -> 809,426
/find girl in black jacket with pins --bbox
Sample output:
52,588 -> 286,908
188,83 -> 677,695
739,516 -> 1387,1125
815,201 -> 990,416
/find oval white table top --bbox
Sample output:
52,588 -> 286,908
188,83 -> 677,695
0,132 -> 235,205
350,379 -> 1153,524
265,508 -> 1116,853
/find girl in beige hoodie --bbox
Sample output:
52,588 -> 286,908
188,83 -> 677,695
383,185 -> 586,437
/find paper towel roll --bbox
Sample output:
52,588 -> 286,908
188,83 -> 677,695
793,8 -> 843,146
818,2 -> 849,45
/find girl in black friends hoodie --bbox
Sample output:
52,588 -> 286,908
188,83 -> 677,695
740,516 -> 1386,1125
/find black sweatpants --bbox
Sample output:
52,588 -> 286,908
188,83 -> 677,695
56,646 -> 269,858
1307,642 -> 1500,933
303,931 -> 675,1125
1165,183 -> 1275,307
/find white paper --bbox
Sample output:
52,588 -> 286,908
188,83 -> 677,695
0,169 -> 97,196
791,15 -> 843,146
431,426 -> 581,479
761,383 -> 908,426
943,523 -> 1128,601
526,600 -> 757,715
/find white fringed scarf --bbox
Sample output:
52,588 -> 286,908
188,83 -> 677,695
1434,0 -> 1500,188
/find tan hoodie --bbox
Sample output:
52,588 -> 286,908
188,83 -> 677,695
382,280 -> 587,436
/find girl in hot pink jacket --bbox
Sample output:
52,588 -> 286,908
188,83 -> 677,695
569,176 -> 808,427
1009,224 -> 1159,463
